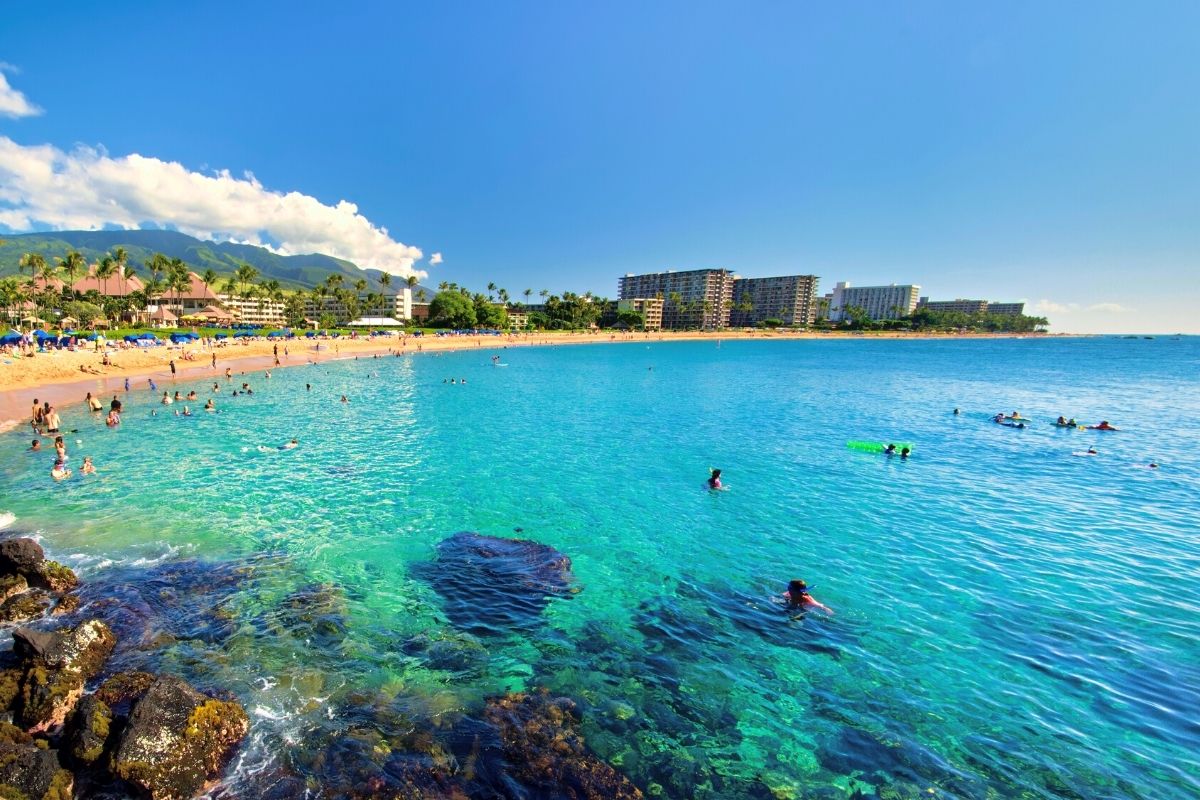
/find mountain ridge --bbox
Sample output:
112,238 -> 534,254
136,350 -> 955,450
0,229 -> 422,293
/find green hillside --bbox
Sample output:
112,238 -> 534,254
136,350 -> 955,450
0,229 -> 395,291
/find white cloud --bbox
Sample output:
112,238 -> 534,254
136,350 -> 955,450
0,136 -> 429,279
0,67 -> 41,119
1086,302 -> 1129,313
1034,299 -> 1079,314
429,252 -> 443,265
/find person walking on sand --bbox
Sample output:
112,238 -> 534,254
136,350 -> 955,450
211,352 -> 216,369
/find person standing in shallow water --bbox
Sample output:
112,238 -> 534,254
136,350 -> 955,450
785,580 -> 833,614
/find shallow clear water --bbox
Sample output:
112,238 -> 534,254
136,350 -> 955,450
1,337 -> 1198,799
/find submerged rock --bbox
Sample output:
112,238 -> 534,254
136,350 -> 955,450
483,689 -> 643,799
417,532 -> 575,634
111,674 -> 249,800
273,582 -> 348,648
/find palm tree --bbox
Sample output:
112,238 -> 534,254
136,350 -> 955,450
96,256 -> 116,308
405,275 -> 418,289
169,259 -> 192,314
417,289 -> 427,303
379,272 -> 392,297
201,269 -> 218,299
540,289 -> 549,301
18,253 -> 46,293
354,278 -> 368,294
523,288 -> 532,307
112,247 -> 128,291
486,281 -> 497,301
57,251 -> 87,299
234,264 -> 259,298
437,281 -> 449,292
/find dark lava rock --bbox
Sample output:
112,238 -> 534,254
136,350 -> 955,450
14,620 -> 116,733
398,631 -> 487,675
0,573 -> 28,604
416,532 -> 575,634
483,689 -> 643,799
67,694 -> 114,764
0,740 -> 74,800
111,674 -> 249,800
95,670 -> 157,716
27,560 -> 79,593
0,537 -> 45,575
0,589 -> 53,625
274,582 -> 348,648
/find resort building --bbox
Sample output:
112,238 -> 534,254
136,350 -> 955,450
916,298 -> 989,314
730,275 -> 819,327
916,298 -> 1027,316
217,294 -> 287,326
617,268 -> 734,329
828,282 -> 921,321
303,287 -> 412,325
616,298 -> 664,331
506,310 -> 529,330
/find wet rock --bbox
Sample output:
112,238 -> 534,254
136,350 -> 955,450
417,532 -> 575,634
274,582 -> 348,648
67,694 -> 114,764
14,620 -> 116,733
483,689 -> 643,799
0,667 -> 23,712
95,671 -> 157,716
0,573 -> 28,603
0,740 -> 74,800
399,631 -> 488,675
27,560 -> 79,593
51,594 -> 81,616
111,674 -> 249,800
0,537 -> 45,575
0,589 -> 52,625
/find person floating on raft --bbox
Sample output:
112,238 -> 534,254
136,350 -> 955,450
1088,420 -> 1119,431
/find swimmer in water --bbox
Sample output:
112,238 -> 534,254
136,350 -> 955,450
279,439 -> 299,450
80,456 -> 96,475
953,408 -> 960,415
784,580 -> 832,614
340,395 -> 349,403
884,444 -> 897,455
900,447 -> 911,459
1090,420 -> 1117,431
51,459 -> 73,481
1148,462 -> 1159,469
29,439 -> 41,452
204,399 -> 215,411
708,468 -> 722,489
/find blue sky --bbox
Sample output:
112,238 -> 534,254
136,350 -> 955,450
1,2 -> 1198,332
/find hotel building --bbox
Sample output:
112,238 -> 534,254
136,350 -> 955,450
828,282 -> 920,322
616,298 -> 664,331
617,269 -> 734,329
730,275 -> 819,327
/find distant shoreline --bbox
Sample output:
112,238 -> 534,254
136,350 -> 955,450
0,329 -> 1075,430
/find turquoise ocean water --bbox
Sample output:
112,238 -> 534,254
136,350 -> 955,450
1,337 -> 1197,799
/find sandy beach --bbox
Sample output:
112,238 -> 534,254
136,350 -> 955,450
0,329 -> 1055,429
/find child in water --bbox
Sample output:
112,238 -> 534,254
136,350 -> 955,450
708,468 -> 723,489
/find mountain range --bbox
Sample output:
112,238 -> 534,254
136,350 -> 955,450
0,229 -> 433,298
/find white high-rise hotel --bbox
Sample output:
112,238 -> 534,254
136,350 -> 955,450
827,282 -> 920,322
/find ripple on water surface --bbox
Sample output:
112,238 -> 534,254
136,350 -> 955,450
1,337 -> 1198,799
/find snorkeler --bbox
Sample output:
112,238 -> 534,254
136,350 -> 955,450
784,580 -> 832,614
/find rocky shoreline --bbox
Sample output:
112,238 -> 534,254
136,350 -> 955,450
0,533 -> 647,800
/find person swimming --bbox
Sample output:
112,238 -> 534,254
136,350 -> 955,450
80,456 -> 96,475
884,444 -> 897,455
1056,416 -> 1067,425
784,580 -> 832,614
161,391 -> 173,405
51,458 -> 72,480
953,408 -> 960,415
708,468 -> 722,489
1090,420 -> 1118,431
279,439 -> 299,450
204,399 -> 215,411
29,439 -> 40,452
900,447 -> 911,459
106,409 -> 120,427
